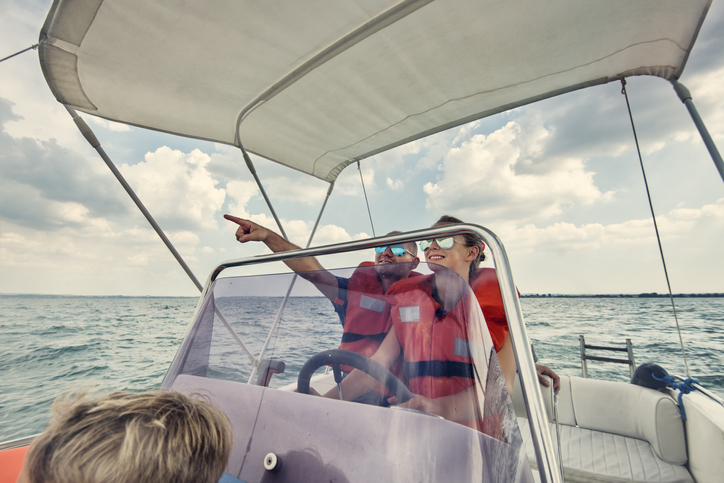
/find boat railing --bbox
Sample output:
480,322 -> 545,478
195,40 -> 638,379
673,374 -> 724,409
0,434 -> 39,451
203,222 -> 562,483
579,335 -> 636,378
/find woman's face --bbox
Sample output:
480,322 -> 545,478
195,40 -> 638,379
423,235 -> 477,279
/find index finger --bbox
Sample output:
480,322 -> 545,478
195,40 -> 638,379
223,214 -> 247,226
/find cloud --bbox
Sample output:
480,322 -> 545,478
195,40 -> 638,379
423,120 -> 612,223
685,65 -> 724,143
0,99 -> 128,228
334,161 -> 376,197
498,197 -> 724,254
88,117 -> 131,132
386,177 -> 404,190
669,197 -> 724,222
119,147 -> 226,231
264,176 -> 329,204
226,179 -> 260,217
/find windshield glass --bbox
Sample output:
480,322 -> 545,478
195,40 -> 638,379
163,262 -> 531,482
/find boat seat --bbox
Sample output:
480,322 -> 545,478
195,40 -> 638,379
513,375 -> 693,483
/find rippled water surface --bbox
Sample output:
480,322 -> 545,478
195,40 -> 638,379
1,294 -> 722,440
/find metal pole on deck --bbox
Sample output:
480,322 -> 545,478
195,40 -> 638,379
672,81 -> 724,183
64,106 -> 203,292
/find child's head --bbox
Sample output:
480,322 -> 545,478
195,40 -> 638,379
19,390 -> 232,483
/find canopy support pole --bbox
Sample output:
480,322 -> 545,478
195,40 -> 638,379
64,105 -> 203,292
239,144 -> 288,239
672,81 -> 724,184
307,181 -> 335,247
357,161 -> 376,237
248,181 -> 335,384
0,41 -> 43,64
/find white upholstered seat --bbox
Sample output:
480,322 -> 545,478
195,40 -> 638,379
513,375 -> 693,483
517,418 -> 693,483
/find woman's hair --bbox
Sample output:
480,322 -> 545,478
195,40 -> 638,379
434,215 -> 485,279
26,390 -> 233,483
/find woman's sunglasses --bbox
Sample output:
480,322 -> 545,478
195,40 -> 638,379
374,245 -> 415,257
419,237 -> 455,252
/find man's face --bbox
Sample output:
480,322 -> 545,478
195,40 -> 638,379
374,243 -> 419,280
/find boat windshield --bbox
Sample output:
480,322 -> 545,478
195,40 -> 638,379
162,262 -> 531,482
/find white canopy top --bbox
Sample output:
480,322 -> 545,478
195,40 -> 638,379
39,0 -> 711,182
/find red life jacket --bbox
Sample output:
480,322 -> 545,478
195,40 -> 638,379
389,275 -> 485,431
337,262 -> 392,369
470,268 -> 510,352
337,262 -> 419,375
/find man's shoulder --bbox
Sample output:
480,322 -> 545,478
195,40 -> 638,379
349,261 -> 377,278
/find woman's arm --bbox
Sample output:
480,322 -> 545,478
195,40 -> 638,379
496,334 -> 516,397
323,327 -> 402,401
394,386 -> 481,422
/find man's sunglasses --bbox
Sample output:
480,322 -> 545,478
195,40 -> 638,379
419,237 -> 455,252
374,245 -> 415,257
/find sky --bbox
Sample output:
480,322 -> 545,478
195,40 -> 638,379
1,0 -> 723,297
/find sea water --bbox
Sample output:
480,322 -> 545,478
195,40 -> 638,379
1,294 -> 722,441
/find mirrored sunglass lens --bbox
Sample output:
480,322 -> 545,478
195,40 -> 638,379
375,245 -> 407,256
390,245 -> 406,256
421,237 -> 454,251
437,237 -> 455,249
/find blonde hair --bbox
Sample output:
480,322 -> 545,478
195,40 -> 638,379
26,390 -> 233,483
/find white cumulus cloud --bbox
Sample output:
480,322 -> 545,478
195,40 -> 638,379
423,121 -> 612,223
120,147 -> 226,231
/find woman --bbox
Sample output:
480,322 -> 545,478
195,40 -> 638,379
435,215 -> 560,394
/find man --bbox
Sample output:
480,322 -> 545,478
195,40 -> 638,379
224,215 -> 420,377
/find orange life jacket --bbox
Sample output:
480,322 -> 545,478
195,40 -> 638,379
337,262 -> 419,376
470,268 -> 510,352
389,275 -> 484,431
337,262 -> 392,365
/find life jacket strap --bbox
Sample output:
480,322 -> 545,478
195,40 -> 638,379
341,332 -> 388,343
404,360 -> 475,379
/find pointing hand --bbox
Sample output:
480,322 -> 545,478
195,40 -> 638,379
223,214 -> 269,243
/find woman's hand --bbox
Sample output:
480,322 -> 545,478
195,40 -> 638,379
388,394 -> 442,416
535,363 -> 561,394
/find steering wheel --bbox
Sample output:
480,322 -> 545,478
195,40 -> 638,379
297,349 -> 413,404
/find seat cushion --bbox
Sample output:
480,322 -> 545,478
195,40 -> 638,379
518,418 -> 693,483
569,377 -> 687,464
